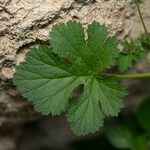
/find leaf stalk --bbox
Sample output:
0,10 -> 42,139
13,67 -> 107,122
134,0 -> 149,38
102,73 -> 150,79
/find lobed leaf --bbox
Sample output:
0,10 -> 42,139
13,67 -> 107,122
13,21 -> 127,135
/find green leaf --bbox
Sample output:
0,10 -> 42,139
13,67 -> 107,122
13,21 -> 127,135
139,34 -> 150,51
117,54 -> 133,73
106,124 -> 133,149
117,39 -> 147,72
138,97 -> 150,132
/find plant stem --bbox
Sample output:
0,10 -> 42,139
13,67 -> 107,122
101,73 -> 150,79
134,0 -> 149,38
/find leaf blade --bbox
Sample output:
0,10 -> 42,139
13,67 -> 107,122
13,21 -> 128,135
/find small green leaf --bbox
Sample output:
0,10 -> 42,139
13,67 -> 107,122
139,34 -> 150,51
117,54 -> 133,73
13,21 -> 127,135
117,39 -> 147,72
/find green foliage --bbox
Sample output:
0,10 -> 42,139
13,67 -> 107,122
117,39 -> 147,72
106,97 -> 150,150
106,123 -> 148,150
13,21 -> 127,135
138,97 -> 150,132
139,34 -> 150,51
